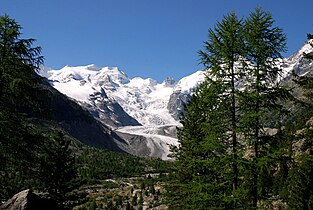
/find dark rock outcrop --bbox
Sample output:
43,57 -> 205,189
167,91 -> 191,121
0,189 -> 59,210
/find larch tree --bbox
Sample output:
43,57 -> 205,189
39,131 -> 77,208
199,12 -> 245,194
168,12 -> 246,209
0,15 -> 44,199
167,8 -> 292,209
241,8 -> 289,208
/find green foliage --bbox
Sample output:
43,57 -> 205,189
286,154 -> 313,210
132,193 -> 138,206
167,8 -> 292,209
169,12 -> 246,210
199,11 -> 245,198
0,15 -> 44,115
281,33 -> 313,210
236,8 -> 288,208
168,79 -> 236,209
76,146 -> 171,183
0,112 -> 43,198
38,131 -> 77,206
0,15 -> 46,199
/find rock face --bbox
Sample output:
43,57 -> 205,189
167,91 -> 191,121
0,189 -> 59,210
83,87 -> 141,128
40,65 -> 142,128
167,70 -> 206,121
40,78 -> 124,152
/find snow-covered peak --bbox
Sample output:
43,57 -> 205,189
112,76 -> 178,126
86,64 -> 101,71
38,65 -> 130,102
41,64 -> 130,86
287,39 -> 313,63
41,64 -> 197,126
280,39 -> 313,79
173,70 -> 206,93
99,66 -> 130,85
127,77 -> 158,89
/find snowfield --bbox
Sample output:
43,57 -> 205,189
41,64 -> 182,127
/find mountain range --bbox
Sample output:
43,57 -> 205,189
39,40 -> 313,160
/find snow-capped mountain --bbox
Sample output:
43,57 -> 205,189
282,40 -> 313,79
41,64 -> 193,128
40,64 -> 206,159
39,40 -> 313,159
167,70 -> 206,120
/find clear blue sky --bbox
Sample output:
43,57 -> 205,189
2,0 -> 313,82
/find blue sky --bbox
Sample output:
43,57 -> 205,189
2,0 -> 313,82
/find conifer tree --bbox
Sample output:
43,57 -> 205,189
285,34 -> 313,209
0,15 -> 44,199
39,131 -> 77,207
241,8 -> 289,208
0,15 -> 43,108
168,79 -> 236,209
169,12 -> 247,210
199,12 -> 245,194
167,9 -> 292,209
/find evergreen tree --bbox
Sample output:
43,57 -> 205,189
0,15 -> 43,111
241,8 -> 289,208
0,15 -> 44,199
167,8 -> 292,209
284,34 -> 313,209
168,13 -> 246,209
199,11 -> 245,194
168,79 -> 235,209
39,131 -> 77,208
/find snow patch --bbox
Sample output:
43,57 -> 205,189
174,70 -> 206,93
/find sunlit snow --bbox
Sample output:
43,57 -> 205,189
40,64 -> 203,127
39,64 -> 206,159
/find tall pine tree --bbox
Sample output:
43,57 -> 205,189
168,13 -> 246,209
199,12 -> 245,194
39,131 -> 77,208
167,8 -> 292,209
241,8 -> 289,208
0,15 -> 45,199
